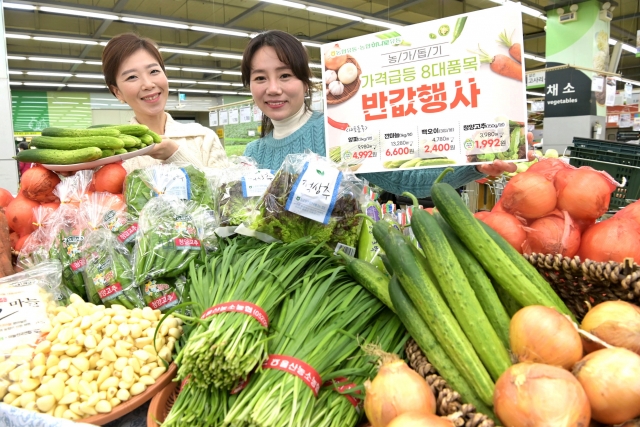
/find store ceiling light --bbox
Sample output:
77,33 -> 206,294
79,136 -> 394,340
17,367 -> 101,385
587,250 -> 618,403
67,84 -> 106,88
306,6 -> 363,21
260,0 -> 306,9
621,44 -> 636,53
237,92 -> 252,96
231,83 -> 244,86
6,34 -> 31,39
22,82 -> 66,87
3,2 -> 36,10
85,61 -> 102,65
121,17 -> 189,30
39,6 -> 118,20
523,53 -> 546,62
74,74 -> 105,79
27,71 -> 73,77
189,26 -> 249,37
362,18 -> 402,28
168,79 -> 198,84
165,66 -> 181,71
519,4 -> 545,19
197,81 -> 232,86
309,63 -> 322,69
183,67 -> 222,74
29,57 -> 84,64
178,89 -> 209,93
222,70 -> 243,75
159,48 -> 209,56
210,53 -> 243,60
9,82 -> 23,85
526,91 -> 544,96
7,55 -> 26,60
34,36 -> 98,45
9,71 -> 23,75
209,90 -> 238,94
301,41 -> 323,48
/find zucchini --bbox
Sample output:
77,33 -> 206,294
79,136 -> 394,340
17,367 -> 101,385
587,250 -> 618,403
431,170 -> 566,314
389,275 -> 496,420
101,149 -> 115,158
14,147 -> 102,165
105,124 -> 149,136
30,136 -> 124,150
42,127 -> 120,138
146,130 -> 162,143
405,192 -> 511,381
114,148 -> 128,155
337,251 -> 394,312
434,212 -> 511,348
479,222 -> 573,319
140,134 -> 154,145
372,221 -> 495,406
120,135 -> 142,148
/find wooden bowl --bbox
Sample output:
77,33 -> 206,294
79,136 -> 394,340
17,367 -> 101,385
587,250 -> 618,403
326,55 -> 362,105
77,363 -> 177,426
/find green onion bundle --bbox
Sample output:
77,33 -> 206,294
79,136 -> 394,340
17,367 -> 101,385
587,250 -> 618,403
223,263 -> 386,427
176,237 -> 323,389
161,381 -> 235,427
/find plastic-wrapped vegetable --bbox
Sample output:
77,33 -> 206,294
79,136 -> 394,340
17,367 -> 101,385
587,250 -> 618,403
133,197 -> 204,287
16,206 -> 56,271
81,228 -> 145,309
124,163 -> 215,217
81,192 -> 138,249
236,151 -> 365,251
139,275 -> 187,313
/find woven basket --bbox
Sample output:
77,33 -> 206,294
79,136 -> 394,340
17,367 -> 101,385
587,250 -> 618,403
524,253 -> 640,321
405,340 -> 495,427
326,55 -> 362,105
147,380 -> 179,427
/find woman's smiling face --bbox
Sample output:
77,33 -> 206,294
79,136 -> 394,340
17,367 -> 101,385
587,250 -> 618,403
111,48 -> 169,118
249,46 -> 307,121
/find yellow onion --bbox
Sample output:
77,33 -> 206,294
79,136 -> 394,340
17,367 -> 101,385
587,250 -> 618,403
580,301 -> 640,355
573,348 -> 640,424
387,412 -> 454,427
510,305 -> 583,369
364,353 -> 436,427
324,44 -> 348,70
494,363 -> 591,427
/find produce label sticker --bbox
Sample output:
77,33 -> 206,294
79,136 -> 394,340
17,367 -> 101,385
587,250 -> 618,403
117,223 -> 139,244
322,3 -> 527,173
285,161 -> 343,225
148,291 -> 179,311
151,166 -> 191,200
263,354 -> 322,396
325,377 -> 361,409
241,169 -> 275,198
0,284 -> 50,352
200,301 -> 269,328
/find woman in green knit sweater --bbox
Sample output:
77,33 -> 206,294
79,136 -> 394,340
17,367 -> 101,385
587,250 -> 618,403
242,30 -> 520,198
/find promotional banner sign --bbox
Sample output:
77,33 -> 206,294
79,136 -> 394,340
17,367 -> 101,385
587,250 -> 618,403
321,3 -> 527,173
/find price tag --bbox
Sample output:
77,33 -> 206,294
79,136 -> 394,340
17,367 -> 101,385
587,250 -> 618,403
285,161 -> 342,225
242,169 -> 275,198
381,130 -> 417,162
419,125 -> 457,158
151,167 -> 191,199
462,121 -> 509,155
340,125 -> 380,163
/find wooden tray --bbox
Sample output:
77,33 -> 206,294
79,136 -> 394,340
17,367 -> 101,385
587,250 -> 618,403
42,144 -> 155,172
78,363 -> 177,426
326,55 -> 362,106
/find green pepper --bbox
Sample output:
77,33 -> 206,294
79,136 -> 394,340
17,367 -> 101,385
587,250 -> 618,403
451,16 -> 467,43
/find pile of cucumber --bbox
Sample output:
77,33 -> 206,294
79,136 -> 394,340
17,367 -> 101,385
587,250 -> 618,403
16,125 -> 161,165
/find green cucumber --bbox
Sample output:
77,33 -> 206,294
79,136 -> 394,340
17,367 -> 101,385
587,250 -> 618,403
15,147 -> 102,165
105,124 -> 149,136
140,134 -> 154,145
405,192 -> 511,381
382,159 -> 408,169
147,131 -> 162,143
372,220 -> 495,406
120,135 -> 142,148
30,136 -> 124,150
493,279 -> 522,317
389,275 -> 496,419
431,169 -> 571,317
337,251 -> 394,312
126,148 -> 138,153
399,158 -> 422,169
42,127 -> 120,137
417,158 -> 456,167
434,212 -> 511,348
114,149 -> 128,155
101,149 -> 115,158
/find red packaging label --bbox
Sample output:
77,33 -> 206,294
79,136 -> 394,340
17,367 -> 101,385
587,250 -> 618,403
174,237 -> 201,250
98,283 -> 123,301
230,375 -> 251,395
148,292 -> 178,311
117,223 -> 138,243
200,301 -> 269,328
70,258 -> 87,272
326,376 -> 361,408
263,355 -> 321,397
179,374 -> 191,392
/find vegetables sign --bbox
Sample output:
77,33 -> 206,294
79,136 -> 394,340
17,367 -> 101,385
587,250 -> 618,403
322,3 -> 527,172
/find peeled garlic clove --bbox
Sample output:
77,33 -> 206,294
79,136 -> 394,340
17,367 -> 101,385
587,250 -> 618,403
328,80 -> 345,96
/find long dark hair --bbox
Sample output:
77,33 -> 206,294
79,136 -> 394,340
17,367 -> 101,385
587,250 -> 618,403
241,31 -> 313,137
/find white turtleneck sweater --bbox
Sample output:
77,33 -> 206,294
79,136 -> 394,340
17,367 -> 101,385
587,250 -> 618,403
271,105 -> 313,139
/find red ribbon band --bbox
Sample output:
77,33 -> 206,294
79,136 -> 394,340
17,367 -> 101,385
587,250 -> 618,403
263,354 -> 321,397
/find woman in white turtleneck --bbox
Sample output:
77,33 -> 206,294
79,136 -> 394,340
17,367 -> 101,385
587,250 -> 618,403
242,30 -> 521,198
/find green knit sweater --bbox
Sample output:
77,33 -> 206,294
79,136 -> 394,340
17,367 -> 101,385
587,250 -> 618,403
244,112 -> 485,198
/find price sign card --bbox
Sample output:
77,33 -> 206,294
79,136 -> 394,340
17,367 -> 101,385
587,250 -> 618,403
322,3 -> 528,172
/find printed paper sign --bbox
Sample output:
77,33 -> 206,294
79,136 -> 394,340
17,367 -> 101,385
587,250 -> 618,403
240,106 -> 252,123
526,71 -> 545,89
592,76 -> 604,92
219,110 -> 229,125
285,161 -> 342,224
241,169 -> 275,197
322,3 -> 527,173
229,108 -> 239,125
605,78 -> 616,106
209,111 -> 218,127
253,105 -> 263,122
151,167 -> 191,199
0,284 -> 51,353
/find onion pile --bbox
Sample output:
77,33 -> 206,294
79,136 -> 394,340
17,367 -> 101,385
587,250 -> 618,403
364,351 -> 436,427
573,348 -> 640,424
577,216 -> 640,263
479,212 -> 526,253
509,305 -> 583,369
524,211 -> 581,258
527,157 -> 572,181
499,173 -> 557,220
580,301 -> 640,354
494,363 -> 591,427
555,168 -> 617,221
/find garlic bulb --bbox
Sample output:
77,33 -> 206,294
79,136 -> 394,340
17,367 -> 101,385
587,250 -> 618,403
325,70 -> 337,85
328,80 -> 344,96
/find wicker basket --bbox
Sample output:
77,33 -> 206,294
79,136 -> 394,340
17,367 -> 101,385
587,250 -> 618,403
524,253 -> 640,321
405,340 -> 495,427
147,379 -> 179,427
326,55 -> 362,105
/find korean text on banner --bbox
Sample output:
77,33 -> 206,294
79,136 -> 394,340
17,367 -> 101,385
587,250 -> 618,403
322,3 -> 528,173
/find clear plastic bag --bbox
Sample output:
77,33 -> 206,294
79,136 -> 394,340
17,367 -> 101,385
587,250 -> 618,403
236,151 -> 365,251
139,275 -> 188,313
80,191 -> 138,250
16,206 -> 56,271
124,163 -> 215,217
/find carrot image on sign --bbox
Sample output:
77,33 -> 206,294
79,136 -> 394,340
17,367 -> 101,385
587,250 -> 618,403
473,45 -> 523,81
498,29 -> 522,63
